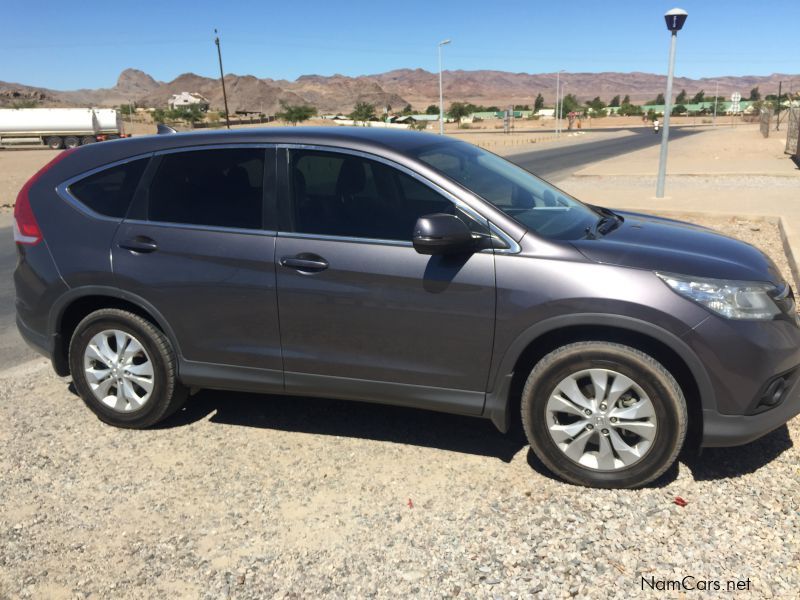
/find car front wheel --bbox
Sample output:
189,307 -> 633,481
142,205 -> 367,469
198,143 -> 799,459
521,341 -> 687,488
69,309 -> 187,428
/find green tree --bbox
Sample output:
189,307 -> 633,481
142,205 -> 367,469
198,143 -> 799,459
448,102 -> 472,126
276,101 -> 317,125
400,103 -> 414,115
672,104 -> 687,115
10,99 -> 39,108
609,95 -> 621,107
560,93 -> 581,115
534,93 -> 544,111
166,105 -> 204,124
350,101 -> 376,123
513,104 -> 530,111
586,96 -> 606,112
425,104 -> 439,115
749,87 -> 761,101
622,94 -> 630,104
152,108 -> 167,123
675,89 -> 688,104
691,90 -> 705,104
618,103 -> 643,116
650,93 -> 665,105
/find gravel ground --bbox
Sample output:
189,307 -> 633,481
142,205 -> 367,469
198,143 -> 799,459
1,217 -> 799,600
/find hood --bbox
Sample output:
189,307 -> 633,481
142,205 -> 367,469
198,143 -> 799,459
571,211 -> 783,284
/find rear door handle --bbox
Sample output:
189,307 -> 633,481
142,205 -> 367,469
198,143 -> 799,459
279,255 -> 329,272
119,236 -> 158,253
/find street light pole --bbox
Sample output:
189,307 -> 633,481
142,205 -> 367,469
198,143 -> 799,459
438,39 -> 451,135
555,71 -> 560,136
656,8 -> 687,199
214,28 -> 231,130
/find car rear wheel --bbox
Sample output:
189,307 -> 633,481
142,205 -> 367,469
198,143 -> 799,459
64,136 -> 80,149
521,341 -> 687,488
81,136 -> 96,145
69,309 -> 187,428
45,136 -> 62,150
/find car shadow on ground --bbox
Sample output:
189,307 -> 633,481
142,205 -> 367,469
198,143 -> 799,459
160,388 -> 527,463
156,388 -> 794,484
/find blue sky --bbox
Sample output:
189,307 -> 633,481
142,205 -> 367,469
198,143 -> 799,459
4,0 -> 798,90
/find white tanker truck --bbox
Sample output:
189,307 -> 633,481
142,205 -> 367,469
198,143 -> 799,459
0,108 -> 129,149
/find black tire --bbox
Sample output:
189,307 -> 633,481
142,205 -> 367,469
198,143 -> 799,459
80,136 -> 96,145
64,136 -> 80,149
69,309 -> 187,428
521,341 -> 687,488
46,136 -> 63,150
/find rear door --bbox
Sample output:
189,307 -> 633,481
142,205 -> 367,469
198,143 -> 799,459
275,147 -> 497,414
111,145 -> 282,387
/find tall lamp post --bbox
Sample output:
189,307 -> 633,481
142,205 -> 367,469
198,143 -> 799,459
555,70 -> 565,136
438,39 -> 451,135
655,8 -> 687,198
214,29 -> 231,130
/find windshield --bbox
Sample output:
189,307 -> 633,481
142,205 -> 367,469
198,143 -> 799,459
409,141 -> 600,240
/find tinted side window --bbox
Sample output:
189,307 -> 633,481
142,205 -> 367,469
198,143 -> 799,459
291,150 -> 455,241
69,158 -> 148,218
148,148 -> 264,229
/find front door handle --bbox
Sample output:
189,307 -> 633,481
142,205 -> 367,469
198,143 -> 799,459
280,255 -> 329,272
119,236 -> 158,253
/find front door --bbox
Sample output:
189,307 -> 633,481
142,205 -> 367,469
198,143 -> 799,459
275,148 -> 496,414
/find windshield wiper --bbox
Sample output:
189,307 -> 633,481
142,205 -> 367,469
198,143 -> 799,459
585,208 -> 623,239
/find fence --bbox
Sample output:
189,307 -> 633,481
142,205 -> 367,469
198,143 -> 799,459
785,108 -> 799,156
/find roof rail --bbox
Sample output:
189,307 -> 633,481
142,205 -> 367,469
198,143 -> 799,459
156,123 -> 177,135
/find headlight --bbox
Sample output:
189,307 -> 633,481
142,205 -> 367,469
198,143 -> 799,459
656,272 -> 781,320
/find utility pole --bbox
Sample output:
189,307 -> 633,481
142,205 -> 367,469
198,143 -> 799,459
214,29 -> 231,129
438,39 -> 451,135
713,82 -> 718,126
656,8 -> 688,199
776,81 -> 782,131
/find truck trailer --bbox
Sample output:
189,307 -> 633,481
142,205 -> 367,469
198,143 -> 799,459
0,108 -> 129,149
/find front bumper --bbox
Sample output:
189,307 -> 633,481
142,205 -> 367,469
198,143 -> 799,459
702,381 -> 800,446
687,314 -> 800,447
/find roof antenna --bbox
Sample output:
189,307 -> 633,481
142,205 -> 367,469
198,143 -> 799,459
157,123 -> 177,135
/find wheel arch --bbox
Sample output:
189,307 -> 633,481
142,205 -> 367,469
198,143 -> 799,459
49,287 -> 181,377
484,314 -> 712,450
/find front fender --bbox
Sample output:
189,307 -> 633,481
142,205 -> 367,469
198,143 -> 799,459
483,313 -> 715,432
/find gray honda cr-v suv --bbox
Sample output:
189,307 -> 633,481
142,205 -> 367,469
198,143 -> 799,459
14,127 -> 800,488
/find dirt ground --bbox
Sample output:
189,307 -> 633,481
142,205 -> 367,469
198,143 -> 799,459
1,214 -> 798,600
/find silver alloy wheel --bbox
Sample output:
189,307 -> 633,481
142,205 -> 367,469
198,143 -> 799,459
82,329 -> 154,412
545,368 -> 657,471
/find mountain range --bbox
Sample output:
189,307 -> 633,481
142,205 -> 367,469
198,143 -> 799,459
1,68 -> 794,114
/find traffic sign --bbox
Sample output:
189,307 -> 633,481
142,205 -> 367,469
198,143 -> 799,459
731,92 -> 741,114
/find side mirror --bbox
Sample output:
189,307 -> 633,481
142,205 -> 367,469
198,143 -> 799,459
412,213 -> 476,255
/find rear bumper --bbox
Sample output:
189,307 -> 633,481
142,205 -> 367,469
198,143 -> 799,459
16,314 -> 54,359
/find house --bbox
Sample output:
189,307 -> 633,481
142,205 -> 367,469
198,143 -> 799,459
168,92 -> 210,111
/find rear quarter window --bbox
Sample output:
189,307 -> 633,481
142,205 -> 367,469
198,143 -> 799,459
68,158 -> 149,218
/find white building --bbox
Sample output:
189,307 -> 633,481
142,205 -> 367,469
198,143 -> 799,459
168,92 -> 210,111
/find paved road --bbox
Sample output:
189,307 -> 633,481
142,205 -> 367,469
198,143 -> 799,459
1,220 -> 38,368
0,128 -> 699,369
507,126 -> 701,181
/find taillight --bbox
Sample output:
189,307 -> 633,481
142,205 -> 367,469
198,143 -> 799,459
13,149 -> 75,245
